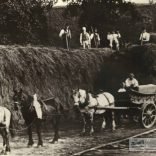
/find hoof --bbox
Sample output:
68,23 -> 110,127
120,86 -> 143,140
0,150 -> 5,155
50,140 -> 58,144
37,145 -> 43,148
80,132 -> 86,136
5,151 -> 10,155
112,128 -> 116,131
48,139 -> 58,144
27,143 -> 35,148
27,145 -> 33,148
89,132 -> 94,136
0,150 -> 9,155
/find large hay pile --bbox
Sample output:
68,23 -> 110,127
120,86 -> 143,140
1,44 -> 156,111
0,46 -> 112,110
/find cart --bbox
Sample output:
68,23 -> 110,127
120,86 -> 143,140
115,84 -> 156,128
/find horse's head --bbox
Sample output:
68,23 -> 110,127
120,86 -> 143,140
13,89 -> 22,111
13,89 -> 33,111
72,89 -> 89,108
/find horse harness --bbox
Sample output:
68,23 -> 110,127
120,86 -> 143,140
102,93 -> 113,106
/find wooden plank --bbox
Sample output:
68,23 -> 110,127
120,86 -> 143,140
96,106 -> 137,110
72,128 -> 156,156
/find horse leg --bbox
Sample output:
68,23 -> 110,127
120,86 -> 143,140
27,124 -> 34,147
81,113 -> 86,135
101,115 -> 106,131
36,119 -> 43,147
111,110 -> 116,131
89,113 -> 94,136
5,127 -> 11,154
1,129 -> 6,154
51,115 -> 60,144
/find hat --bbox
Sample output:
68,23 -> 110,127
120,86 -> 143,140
129,73 -> 135,77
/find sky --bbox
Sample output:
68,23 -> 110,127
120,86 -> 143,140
54,0 -> 149,6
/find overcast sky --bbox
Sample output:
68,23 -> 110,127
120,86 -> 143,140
54,0 -> 149,6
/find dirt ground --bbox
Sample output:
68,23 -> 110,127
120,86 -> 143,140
0,119 -> 156,156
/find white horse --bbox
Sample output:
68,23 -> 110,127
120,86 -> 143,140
0,106 -> 14,154
72,89 -> 116,135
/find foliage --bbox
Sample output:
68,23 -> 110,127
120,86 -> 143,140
0,0 -> 57,44
64,0 -> 142,44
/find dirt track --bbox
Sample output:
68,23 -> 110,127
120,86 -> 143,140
1,120 -> 156,156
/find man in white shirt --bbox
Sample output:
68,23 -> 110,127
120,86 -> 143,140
59,24 -> 71,49
107,32 -> 113,49
80,27 -> 90,49
139,29 -> 150,45
125,73 -> 139,90
112,31 -> 120,51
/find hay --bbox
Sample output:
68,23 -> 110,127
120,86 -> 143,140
0,46 -> 112,109
150,33 -> 156,44
2,44 -> 156,112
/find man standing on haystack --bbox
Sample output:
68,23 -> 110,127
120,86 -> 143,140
80,27 -> 90,49
91,28 -> 101,48
59,24 -> 72,50
139,29 -> 150,45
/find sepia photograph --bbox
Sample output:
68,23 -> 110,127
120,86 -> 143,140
0,0 -> 156,155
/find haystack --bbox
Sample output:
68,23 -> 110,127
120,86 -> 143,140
1,44 -> 156,111
0,46 -> 112,110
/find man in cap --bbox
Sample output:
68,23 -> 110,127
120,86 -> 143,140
59,24 -> 72,49
125,73 -> 139,90
80,27 -> 90,49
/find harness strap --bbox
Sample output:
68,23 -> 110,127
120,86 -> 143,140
102,93 -> 111,106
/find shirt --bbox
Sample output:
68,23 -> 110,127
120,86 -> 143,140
107,34 -> 113,41
139,32 -> 150,41
112,33 -> 119,43
59,29 -> 71,38
125,78 -> 139,88
80,32 -> 90,44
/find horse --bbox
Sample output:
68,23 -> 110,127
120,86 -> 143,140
0,106 -> 14,154
12,89 -> 64,147
72,89 -> 116,135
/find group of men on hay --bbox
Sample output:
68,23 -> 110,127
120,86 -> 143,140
59,24 -> 151,50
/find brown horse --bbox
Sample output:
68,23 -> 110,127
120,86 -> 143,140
0,106 -> 14,154
12,89 -> 64,147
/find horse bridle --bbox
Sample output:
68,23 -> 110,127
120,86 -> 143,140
74,90 -> 89,108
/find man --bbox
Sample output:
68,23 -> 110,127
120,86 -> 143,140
116,30 -> 122,48
125,73 -> 139,90
112,31 -> 120,51
139,29 -> 150,45
91,28 -> 100,48
118,82 -> 126,93
107,32 -> 113,49
59,24 -> 71,49
80,27 -> 90,49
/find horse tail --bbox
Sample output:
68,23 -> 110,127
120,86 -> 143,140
9,113 -> 15,138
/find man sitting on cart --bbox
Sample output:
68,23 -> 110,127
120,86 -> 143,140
125,73 -> 139,91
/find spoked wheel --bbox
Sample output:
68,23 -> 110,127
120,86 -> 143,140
140,103 -> 156,128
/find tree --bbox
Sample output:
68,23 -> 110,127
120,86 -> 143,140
64,0 -> 142,44
0,0 -> 58,44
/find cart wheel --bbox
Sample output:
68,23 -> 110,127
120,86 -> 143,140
140,103 -> 156,128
